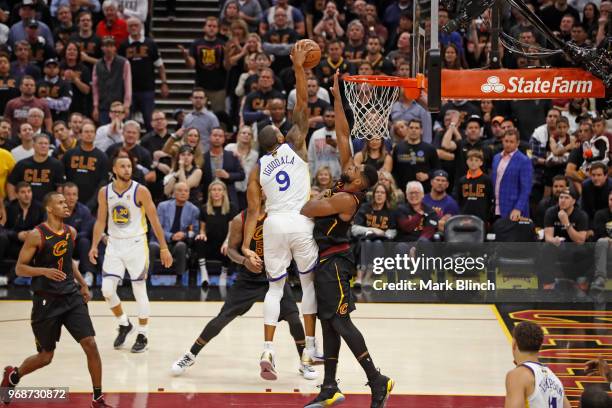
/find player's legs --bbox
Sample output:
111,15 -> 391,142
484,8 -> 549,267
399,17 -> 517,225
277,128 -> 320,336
124,238 -> 150,352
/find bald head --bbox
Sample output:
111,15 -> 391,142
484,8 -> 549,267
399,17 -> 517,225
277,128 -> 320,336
259,125 -> 281,152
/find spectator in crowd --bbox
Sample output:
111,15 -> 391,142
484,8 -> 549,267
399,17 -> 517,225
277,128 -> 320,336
391,94 -> 433,144
194,180 -> 237,287
492,129 -> 533,220
37,57 -> 72,122
540,0 -> 581,32
302,77 -> 329,137
392,119 -> 440,194
27,107 -> 52,141
541,186 -> 589,290
254,98 -> 292,140
544,116 -> 576,196
96,0 -> 128,47
4,75 -> 52,136
438,7 -> 463,54
313,3 -> 345,40
592,116 -> 611,152
201,128 -> 244,205
386,9 -> 413,53
363,4 -> 388,45
263,7 -> 299,72
395,181 -> 439,242
530,108 -> 562,198
383,0 -> 412,34
307,107 -> 341,180
163,127 -> 205,169
119,18 -> 168,132
242,68 -> 284,125
142,111 -> 173,202
116,0 -> 148,25
352,182 -> 397,287
591,190 -> 611,293
362,36 -> 394,75
105,120 -> 152,173
179,17 -> 226,114
0,119 -> 12,150
0,181 -> 44,260
344,20 -> 367,64
10,123 -> 36,162
0,137 -> 16,204
52,120 -> 75,160
581,2 -> 601,39
9,41 -> 41,82
150,182 -> 200,283
8,0 -> 54,49
442,43 -> 466,69
566,120 -> 610,193
354,137 -> 393,172
63,121 -> 109,208
259,0 -> 305,37
534,175 -> 570,228
221,0 -> 261,32
423,170 -> 459,233
224,125 -> 258,209
315,40 -> 350,87
92,36 -> 131,125
52,5 -> 76,56
7,134 -> 64,203
63,182 -> 96,286
70,10 -> 102,68
378,169 -> 406,204
60,41 -> 92,117
94,100 -> 124,151
0,54 -> 20,115
385,31 -> 412,69
454,149 -> 495,224
163,145 -> 202,204
50,0 -> 100,17
181,88 -> 220,153
509,98 -> 552,142
443,114 -> 491,183
581,162 -> 611,222
68,112 -> 83,138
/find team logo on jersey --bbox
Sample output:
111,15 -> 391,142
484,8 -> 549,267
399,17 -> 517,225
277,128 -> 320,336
52,240 -> 68,257
111,204 -> 131,226
338,303 -> 349,315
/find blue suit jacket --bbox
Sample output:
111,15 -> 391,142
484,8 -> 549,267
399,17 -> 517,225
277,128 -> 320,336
491,150 -> 533,219
154,199 -> 200,243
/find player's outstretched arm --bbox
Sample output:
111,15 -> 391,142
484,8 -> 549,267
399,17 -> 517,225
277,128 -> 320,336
301,192 -> 357,221
286,41 -> 309,161
228,213 -> 262,273
331,70 -> 352,169
242,166 -> 262,262
16,230 -> 66,281
89,186 -> 108,265
138,186 -> 173,268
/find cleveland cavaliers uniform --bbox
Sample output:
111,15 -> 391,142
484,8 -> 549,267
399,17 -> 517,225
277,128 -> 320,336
259,143 -> 318,280
102,181 -> 149,281
31,223 -> 95,352
521,362 -> 566,408
313,182 -> 364,320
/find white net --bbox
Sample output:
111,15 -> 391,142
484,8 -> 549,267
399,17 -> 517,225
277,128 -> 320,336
344,80 -> 400,140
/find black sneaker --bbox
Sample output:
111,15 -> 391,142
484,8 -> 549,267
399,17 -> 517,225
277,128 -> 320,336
367,374 -> 394,408
304,384 -> 345,408
131,334 -> 148,353
113,321 -> 134,349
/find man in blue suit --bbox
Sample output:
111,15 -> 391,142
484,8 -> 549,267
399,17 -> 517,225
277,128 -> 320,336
491,129 -> 533,220
150,182 -> 200,279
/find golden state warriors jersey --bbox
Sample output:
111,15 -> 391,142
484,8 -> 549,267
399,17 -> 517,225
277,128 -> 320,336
106,181 -> 147,239
522,362 -> 565,408
259,143 -> 310,214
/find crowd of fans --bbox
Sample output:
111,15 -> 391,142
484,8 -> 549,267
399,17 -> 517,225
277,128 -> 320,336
0,0 -> 610,292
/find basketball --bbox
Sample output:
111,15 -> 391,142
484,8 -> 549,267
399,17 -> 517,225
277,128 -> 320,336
296,39 -> 321,69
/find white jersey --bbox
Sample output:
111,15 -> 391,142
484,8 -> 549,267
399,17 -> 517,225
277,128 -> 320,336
522,361 -> 565,408
259,143 -> 310,214
106,181 -> 147,239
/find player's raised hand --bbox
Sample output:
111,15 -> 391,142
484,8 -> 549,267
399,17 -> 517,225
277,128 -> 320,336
44,268 -> 66,281
291,41 -> 307,66
88,246 -> 98,265
332,69 -> 341,98
160,248 -> 173,268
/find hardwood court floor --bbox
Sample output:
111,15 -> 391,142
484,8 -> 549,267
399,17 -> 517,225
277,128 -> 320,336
0,301 -> 512,407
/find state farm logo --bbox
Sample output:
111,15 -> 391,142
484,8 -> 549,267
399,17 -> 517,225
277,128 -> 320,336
481,76 -> 505,93
480,75 -> 593,94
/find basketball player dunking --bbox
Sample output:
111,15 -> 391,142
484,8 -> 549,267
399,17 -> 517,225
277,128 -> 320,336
89,156 -> 173,353
505,321 -> 570,408
1,192 -> 111,408
242,41 -> 320,380
170,196 -> 317,380
301,71 -> 392,408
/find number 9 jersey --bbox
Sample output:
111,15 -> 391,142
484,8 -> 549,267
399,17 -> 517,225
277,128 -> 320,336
259,143 -> 310,214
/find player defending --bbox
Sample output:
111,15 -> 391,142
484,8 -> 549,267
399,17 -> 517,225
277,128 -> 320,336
89,156 -> 173,353
242,41 -> 319,380
1,192 -> 111,408
171,197 -> 317,380
301,71 -> 392,408
504,321 -> 570,408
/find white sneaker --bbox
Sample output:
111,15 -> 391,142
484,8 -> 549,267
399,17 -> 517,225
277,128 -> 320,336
84,272 -> 94,287
311,341 -> 324,365
299,363 -> 318,380
260,350 -> 277,380
171,352 -> 196,376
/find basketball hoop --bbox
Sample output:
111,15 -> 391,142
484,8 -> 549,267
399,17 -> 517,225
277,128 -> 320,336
343,74 -> 426,140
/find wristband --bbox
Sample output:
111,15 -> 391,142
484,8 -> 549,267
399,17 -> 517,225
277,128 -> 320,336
160,247 -> 170,252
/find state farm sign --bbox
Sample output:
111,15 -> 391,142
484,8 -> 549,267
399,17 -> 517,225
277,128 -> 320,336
442,68 -> 605,99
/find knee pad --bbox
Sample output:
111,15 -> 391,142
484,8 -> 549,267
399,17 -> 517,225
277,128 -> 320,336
131,280 -> 150,319
101,277 -> 120,308
298,272 -> 317,315
263,278 -> 285,326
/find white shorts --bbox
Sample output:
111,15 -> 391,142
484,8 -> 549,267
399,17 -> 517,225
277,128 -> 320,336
102,235 -> 149,281
263,213 -> 319,281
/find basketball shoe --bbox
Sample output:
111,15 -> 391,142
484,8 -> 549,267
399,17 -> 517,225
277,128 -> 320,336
299,362 -> 317,380
131,334 -> 148,353
1,366 -> 18,404
304,383 -> 345,407
113,321 -> 134,349
171,352 -> 196,376
367,373 -> 394,408
91,395 -> 113,407
260,350 -> 277,380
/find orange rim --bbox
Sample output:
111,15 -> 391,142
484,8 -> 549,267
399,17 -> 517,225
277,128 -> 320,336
343,74 -> 426,89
